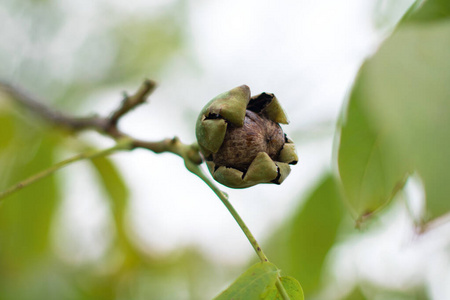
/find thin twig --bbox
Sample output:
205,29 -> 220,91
0,139 -> 132,202
108,79 -> 156,126
0,80 -> 201,163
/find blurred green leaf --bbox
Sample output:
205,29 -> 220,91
266,174 -> 345,296
337,0 -> 450,223
360,20 -> 450,221
0,112 -> 15,150
342,288 -> 367,300
0,130 -> 60,271
338,77 -> 410,219
90,155 -> 140,264
108,9 -> 185,83
401,0 -> 450,23
214,262 -> 279,300
265,276 -> 305,300
91,155 -> 128,216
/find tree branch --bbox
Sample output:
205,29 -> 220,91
0,80 -> 202,165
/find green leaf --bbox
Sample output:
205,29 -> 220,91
266,174 -> 345,295
360,20 -> 450,222
90,155 -> 139,261
338,77 -> 410,219
0,112 -> 15,151
90,155 -> 128,215
401,0 -> 450,23
214,262 -> 279,300
264,276 -> 305,300
0,132 -> 60,270
342,288 -> 367,300
337,0 -> 450,223
108,10 -> 184,83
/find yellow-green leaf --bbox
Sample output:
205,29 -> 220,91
214,262 -> 279,300
265,276 -> 304,300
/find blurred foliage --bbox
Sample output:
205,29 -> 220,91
106,12 -> 185,85
0,0 -> 187,109
338,72 -> 410,219
401,0 -> 450,22
337,0 -> 450,224
266,174 -> 346,297
350,285 -> 429,300
342,288 -> 367,300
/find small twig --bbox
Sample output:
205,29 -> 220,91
108,79 -> 156,126
0,80 -> 202,163
0,139 -> 132,202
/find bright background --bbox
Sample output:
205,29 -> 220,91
2,0 -> 449,299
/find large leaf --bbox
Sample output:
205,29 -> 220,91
266,174 -> 345,296
361,20 -> 450,221
337,0 -> 450,223
214,262 -> 279,300
338,77 -> 410,219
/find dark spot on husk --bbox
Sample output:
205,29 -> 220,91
247,93 -> 274,113
271,165 -> 282,184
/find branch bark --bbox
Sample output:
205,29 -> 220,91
0,80 -> 202,164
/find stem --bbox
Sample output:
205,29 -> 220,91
276,278 -> 290,300
187,164 -> 290,299
189,164 -> 268,262
0,138 -> 132,202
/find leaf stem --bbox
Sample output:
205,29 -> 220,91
0,138 -> 133,202
187,163 -> 269,262
276,278 -> 290,300
186,163 -> 290,299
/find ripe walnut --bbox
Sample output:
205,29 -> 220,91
196,85 -> 298,188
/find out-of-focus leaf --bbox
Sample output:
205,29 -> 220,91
265,276 -> 305,300
342,288 -> 367,300
401,0 -> 450,23
337,0 -> 450,223
0,112 -> 15,150
0,131 -> 60,271
90,155 -> 139,263
108,10 -> 184,83
348,286 -> 428,300
345,21 -> 450,222
337,78 -> 410,219
91,155 -> 128,215
266,174 -> 345,296
214,262 -> 279,300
